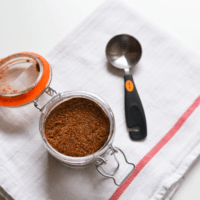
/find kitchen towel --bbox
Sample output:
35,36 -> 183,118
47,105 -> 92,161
1,0 -> 200,199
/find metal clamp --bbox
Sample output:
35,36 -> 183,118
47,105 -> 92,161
33,100 -> 42,112
34,87 -> 57,111
96,145 -> 135,186
45,87 -> 57,96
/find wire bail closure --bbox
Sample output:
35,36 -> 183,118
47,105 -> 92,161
34,87 -> 57,111
96,145 -> 135,186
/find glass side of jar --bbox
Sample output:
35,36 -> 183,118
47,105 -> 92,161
39,91 -> 115,168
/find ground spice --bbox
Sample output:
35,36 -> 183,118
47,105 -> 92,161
0,78 -> 18,94
45,98 -> 110,157
36,63 -> 40,72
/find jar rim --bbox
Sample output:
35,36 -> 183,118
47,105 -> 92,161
39,91 -> 115,166
0,53 -> 43,97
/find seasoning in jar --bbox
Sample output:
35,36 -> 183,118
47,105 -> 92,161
45,98 -> 110,157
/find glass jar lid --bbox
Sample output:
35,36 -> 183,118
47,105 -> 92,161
0,52 -> 52,107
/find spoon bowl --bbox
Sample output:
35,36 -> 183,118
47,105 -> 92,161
106,34 -> 142,70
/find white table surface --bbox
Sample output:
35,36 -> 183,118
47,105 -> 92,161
0,0 -> 200,199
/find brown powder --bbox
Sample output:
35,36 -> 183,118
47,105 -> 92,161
45,98 -> 110,157
36,63 -> 40,72
0,79 -> 18,94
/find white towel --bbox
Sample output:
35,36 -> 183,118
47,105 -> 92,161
1,0 -> 200,199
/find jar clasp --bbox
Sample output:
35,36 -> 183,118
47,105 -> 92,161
34,87 -> 57,111
96,145 -> 135,186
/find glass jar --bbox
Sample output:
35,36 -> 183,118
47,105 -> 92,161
40,91 -> 115,167
39,91 -> 135,186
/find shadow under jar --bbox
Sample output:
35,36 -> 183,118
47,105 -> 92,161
0,53 -> 135,186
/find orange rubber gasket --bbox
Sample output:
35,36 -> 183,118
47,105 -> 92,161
0,52 -> 51,107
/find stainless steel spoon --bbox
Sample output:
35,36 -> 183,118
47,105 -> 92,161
106,34 -> 147,140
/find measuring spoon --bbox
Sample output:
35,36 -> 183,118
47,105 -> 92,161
106,34 -> 147,140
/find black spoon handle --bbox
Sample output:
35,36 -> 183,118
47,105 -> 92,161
124,74 -> 147,140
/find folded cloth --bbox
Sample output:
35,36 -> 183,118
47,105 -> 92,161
1,0 -> 200,199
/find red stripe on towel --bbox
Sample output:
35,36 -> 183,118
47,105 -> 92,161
109,95 -> 200,200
